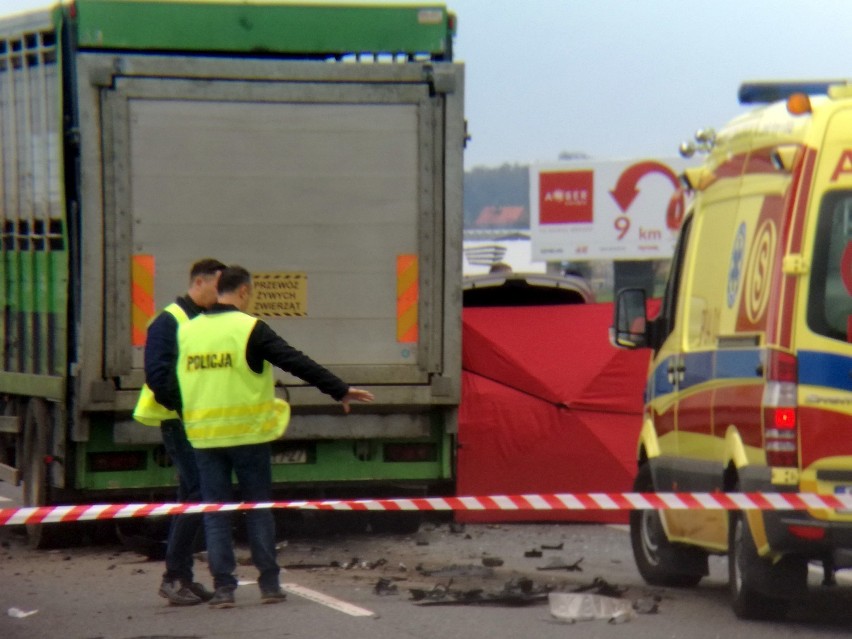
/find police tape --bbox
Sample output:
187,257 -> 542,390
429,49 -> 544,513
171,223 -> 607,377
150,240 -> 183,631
3,492 -> 852,526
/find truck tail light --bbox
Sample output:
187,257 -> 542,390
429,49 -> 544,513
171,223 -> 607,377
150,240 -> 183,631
87,451 -> 147,473
763,349 -> 799,468
383,443 -> 436,463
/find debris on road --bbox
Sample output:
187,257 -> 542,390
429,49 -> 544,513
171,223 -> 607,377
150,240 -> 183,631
374,578 -> 400,596
481,556 -> 504,567
7,607 -> 38,619
281,562 -> 339,570
632,595 -> 661,614
548,592 -> 634,624
410,577 -> 552,607
524,549 -> 543,558
571,576 -> 625,598
417,564 -> 495,578
536,557 -> 584,572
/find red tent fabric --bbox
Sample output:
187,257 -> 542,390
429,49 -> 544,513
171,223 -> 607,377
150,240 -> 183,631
457,303 -> 652,524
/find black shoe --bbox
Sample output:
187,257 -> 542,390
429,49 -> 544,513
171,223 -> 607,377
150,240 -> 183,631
158,580 -> 203,606
209,586 -> 237,609
260,587 -> 287,604
186,581 -> 214,602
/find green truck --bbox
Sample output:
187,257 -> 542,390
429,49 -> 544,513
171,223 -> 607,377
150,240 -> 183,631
0,0 -> 464,545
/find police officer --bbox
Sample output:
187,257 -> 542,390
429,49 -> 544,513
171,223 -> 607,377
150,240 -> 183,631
176,265 -> 374,608
134,258 -> 227,606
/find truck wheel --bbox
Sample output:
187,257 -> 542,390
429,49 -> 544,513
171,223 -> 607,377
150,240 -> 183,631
369,511 -> 422,535
21,399 -> 59,549
728,510 -> 805,620
630,463 -> 706,587
0,397 -> 21,469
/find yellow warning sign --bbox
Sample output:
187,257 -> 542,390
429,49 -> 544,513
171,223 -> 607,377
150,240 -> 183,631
248,272 -> 307,318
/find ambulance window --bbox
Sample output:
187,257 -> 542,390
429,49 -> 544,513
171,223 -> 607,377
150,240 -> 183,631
808,191 -> 852,342
657,214 -> 693,345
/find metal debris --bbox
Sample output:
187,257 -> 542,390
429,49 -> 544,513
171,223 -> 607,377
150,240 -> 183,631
481,556 -> 504,567
284,556 -> 388,571
571,577 -> 625,598
540,542 -> 564,550
418,564 -> 495,578
281,562 -> 338,570
410,577 -> 552,607
524,549 -> 543,558
374,578 -> 399,596
340,557 -> 388,570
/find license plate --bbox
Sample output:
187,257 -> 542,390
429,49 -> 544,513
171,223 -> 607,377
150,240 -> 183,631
270,448 -> 308,464
834,486 -> 852,513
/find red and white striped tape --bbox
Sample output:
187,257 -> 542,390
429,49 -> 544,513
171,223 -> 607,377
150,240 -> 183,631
2,492 -> 852,526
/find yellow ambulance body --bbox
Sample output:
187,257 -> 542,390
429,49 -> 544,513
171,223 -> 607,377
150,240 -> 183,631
613,81 -> 852,620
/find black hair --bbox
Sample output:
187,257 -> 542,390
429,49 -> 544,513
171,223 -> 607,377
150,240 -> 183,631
217,265 -> 252,294
189,258 -> 227,279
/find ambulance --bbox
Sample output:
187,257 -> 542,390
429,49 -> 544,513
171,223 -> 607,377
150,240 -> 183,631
612,81 -> 852,619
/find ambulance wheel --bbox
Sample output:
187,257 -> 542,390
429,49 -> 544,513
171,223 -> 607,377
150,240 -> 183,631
728,511 -> 805,620
630,463 -> 706,587
21,398 -> 61,549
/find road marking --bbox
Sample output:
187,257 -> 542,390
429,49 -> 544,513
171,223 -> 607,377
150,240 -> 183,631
282,582 -> 376,617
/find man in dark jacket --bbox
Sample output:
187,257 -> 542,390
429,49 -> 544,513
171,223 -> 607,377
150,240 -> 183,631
142,258 -> 226,605
176,265 -> 374,608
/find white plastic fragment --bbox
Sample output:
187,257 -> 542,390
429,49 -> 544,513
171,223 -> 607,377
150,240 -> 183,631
608,609 -> 635,624
7,607 -> 38,618
548,593 -> 633,623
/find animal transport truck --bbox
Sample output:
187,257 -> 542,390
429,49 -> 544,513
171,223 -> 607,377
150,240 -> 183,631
0,0 -> 464,545
613,80 -> 852,619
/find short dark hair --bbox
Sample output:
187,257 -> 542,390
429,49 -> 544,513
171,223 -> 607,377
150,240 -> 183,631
217,265 -> 252,294
190,258 -> 227,279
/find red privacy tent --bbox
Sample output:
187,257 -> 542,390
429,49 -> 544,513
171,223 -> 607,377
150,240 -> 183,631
457,303 -> 652,524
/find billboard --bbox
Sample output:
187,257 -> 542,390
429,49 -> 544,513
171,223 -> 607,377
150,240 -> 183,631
530,158 -> 694,261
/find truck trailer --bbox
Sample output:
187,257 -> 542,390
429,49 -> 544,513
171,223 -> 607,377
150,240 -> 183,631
0,0 -> 464,545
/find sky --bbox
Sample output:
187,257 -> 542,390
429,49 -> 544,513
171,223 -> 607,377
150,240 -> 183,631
4,0 -> 852,169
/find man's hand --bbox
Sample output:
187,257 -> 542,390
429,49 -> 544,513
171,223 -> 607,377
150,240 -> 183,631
340,387 -> 375,414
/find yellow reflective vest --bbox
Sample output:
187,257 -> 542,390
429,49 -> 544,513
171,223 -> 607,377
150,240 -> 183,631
176,311 -> 290,449
133,303 -> 189,426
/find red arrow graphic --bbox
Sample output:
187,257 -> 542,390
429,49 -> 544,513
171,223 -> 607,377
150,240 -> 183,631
610,161 -> 680,213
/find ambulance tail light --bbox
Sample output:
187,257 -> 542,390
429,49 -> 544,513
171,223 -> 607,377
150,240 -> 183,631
763,349 -> 799,468
787,523 -> 826,541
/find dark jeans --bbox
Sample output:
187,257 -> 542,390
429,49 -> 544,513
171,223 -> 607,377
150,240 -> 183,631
194,442 -> 279,591
161,419 -> 204,583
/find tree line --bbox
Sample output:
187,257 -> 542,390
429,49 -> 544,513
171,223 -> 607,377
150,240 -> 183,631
464,164 -> 529,230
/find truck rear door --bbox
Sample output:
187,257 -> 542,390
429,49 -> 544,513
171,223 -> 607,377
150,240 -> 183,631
74,54 -> 461,410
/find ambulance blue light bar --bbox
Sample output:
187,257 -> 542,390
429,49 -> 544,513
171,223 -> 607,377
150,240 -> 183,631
738,81 -> 843,105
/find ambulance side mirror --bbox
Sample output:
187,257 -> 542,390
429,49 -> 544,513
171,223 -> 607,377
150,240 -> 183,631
611,288 -> 649,349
